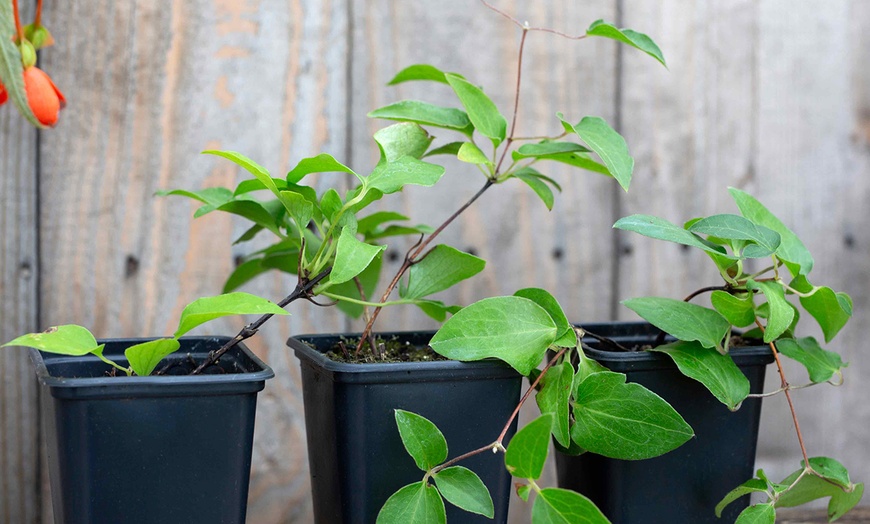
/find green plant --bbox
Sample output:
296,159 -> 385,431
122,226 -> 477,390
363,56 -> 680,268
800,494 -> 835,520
611,190 -> 862,522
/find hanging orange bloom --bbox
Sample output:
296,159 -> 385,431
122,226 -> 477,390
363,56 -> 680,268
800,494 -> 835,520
23,66 -> 65,126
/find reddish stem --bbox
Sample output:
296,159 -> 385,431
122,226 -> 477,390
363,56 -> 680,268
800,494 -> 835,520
35,0 -> 42,27
11,0 -> 23,43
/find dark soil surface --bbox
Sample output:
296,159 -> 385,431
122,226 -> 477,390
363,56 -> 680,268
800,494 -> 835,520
323,336 -> 448,364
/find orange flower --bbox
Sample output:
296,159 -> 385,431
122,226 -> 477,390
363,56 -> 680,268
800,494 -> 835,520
23,66 -> 65,126
0,80 -> 7,106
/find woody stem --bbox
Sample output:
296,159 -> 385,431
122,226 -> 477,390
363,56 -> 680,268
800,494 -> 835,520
12,0 -> 23,42
35,0 -> 42,26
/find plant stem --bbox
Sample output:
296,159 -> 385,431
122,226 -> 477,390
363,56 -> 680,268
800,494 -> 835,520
319,292 -> 416,308
493,27 -> 528,174
683,285 -> 729,302
35,0 -> 42,26
11,0 -> 23,43
188,268 -> 331,375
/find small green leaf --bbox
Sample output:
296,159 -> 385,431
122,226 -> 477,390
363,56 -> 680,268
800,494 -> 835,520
424,141 -> 465,157
457,142 -> 492,165
205,199 -> 284,237
531,487 -> 611,524
373,122 -> 434,163
157,187 -> 234,206
514,142 -> 591,157
387,64 -> 454,85
401,245 -> 485,300
746,279 -> 794,342
651,340 -> 750,410
711,291 -> 756,328
376,481 -> 446,524
445,73 -> 507,146
3,325 -> 100,355
330,228 -> 387,285
394,410 -> 448,471
203,150 -> 281,197
716,478 -> 770,518
505,414 -> 553,480
516,484 -> 532,502
687,214 -> 781,257
0,2 -> 42,128
357,211 -> 409,235
571,371 -> 693,460
622,297 -> 731,353
776,337 -> 845,383
559,115 -> 633,191
790,276 -> 852,342
806,457 -> 853,488
125,339 -> 180,377
514,288 -> 576,347
613,215 -> 735,259
174,292 -> 289,338
413,299 -> 462,322
735,503 -> 776,524
280,190 -> 314,229
366,156 -> 445,195
433,466 -> 494,518
430,296 -> 557,375
574,349 -> 609,390
368,100 -> 472,134
586,19 -> 666,67
286,153 -> 356,184
535,362 -> 574,447
514,169 -> 555,210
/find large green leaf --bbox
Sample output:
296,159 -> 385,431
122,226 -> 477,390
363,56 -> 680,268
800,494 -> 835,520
174,292 -> 289,338
775,458 -> 863,518
716,478 -> 769,518
504,414 -> 553,480
559,115 -> 632,191
330,228 -> 386,285
790,276 -> 852,342
729,188 -> 814,276
514,169 -> 555,210
3,325 -> 100,355
535,362 -> 574,447
586,19 -> 666,67
571,371 -> 693,460
401,245 -> 485,300
613,215 -> 735,259
687,214 -> 781,258
373,122 -> 434,163
513,288 -> 576,347
376,481 -> 446,524
746,279 -> 794,342
387,64 -> 454,85
531,488 -> 611,524
775,337 -> 845,384
651,340 -> 750,410
735,504 -> 775,524
622,297 -> 731,353
286,153 -> 357,184
432,466 -> 494,518
365,156 -> 445,195
711,291 -> 756,328
125,339 -> 180,377
368,100 -> 472,134
429,296 -> 557,375
0,3 -> 41,127
394,410 -> 448,471
445,73 -> 507,146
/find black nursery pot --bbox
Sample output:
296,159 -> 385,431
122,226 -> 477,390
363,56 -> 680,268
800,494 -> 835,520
32,337 -> 274,524
290,331 -> 523,524
556,322 -> 774,524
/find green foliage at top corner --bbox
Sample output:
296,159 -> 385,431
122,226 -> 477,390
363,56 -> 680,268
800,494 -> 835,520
586,19 -> 667,67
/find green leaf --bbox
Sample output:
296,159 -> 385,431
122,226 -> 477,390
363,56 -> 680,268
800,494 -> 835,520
622,297 -> 731,353
368,100 -> 472,134
280,190 -> 314,229
433,466 -> 494,518
373,122 -> 434,164
401,245 -> 485,300
0,2 -> 42,128
157,187 -> 234,206
174,292 -> 289,338
329,253 -> 381,318
746,279 -> 794,342
806,457 -> 853,488
330,228 -> 386,285
203,150 -> 280,196
535,362 -> 574,447
729,188 -> 814,276
716,478 -> 770,518
394,410 -> 448,471
613,215 -> 735,259
3,325 -> 100,355
376,481 -> 446,524
208,200 -> 284,237
828,483 -> 864,521
711,291 -> 756,328
413,299 -> 463,322
571,371 -> 693,460
357,211 -> 409,235
790,276 -> 852,343
574,349 -> 609,389
445,73 -> 507,146
586,19 -> 666,67
688,214 -> 781,257
776,337 -> 845,383
559,115 -> 633,191
286,153 -> 356,184
457,142 -> 492,165
387,64 -> 454,85
430,296 -> 558,375
232,177 -> 287,196
775,459 -> 863,518
504,414 -> 553,480
514,142 -> 591,157
424,141 -> 465,157
125,339 -> 180,377
223,258 -> 272,292
516,484 -> 532,502
514,169 -> 555,210
531,488 -> 611,524
366,156 -> 445,195
651,341 -> 750,410
735,504 -> 776,524
513,288 -> 576,347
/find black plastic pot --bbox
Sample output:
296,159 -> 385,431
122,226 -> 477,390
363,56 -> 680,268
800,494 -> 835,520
32,336 -> 274,524
290,331 -> 523,524
556,322 -> 774,524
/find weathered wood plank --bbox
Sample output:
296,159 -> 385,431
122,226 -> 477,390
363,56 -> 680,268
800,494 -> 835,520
779,506 -> 870,523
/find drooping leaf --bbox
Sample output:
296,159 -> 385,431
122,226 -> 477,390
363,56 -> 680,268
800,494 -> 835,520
207,200 -> 284,237
513,141 -> 591,157
711,291 -> 756,328
401,245 -> 485,300
513,148 -> 612,177
559,115 -> 633,191
368,100 -> 472,134
125,338 -> 181,377
514,169 -> 555,210
0,2 -> 42,127
157,187 -> 234,206
365,156 -> 445,194
373,122 -> 434,163
775,337 -> 845,384
387,64 -> 455,85
457,141 -> 492,165
688,214 -> 781,258
504,414 -> 553,480
330,228 -> 386,285
394,410 -> 448,471
828,483 -> 864,521
413,299 -> 463,322
790,276 -> 852,343
622,297 -> 731,353
376,481 -> 446,524
531,487 -> 611,524
716,478 -> 770,518
535,362 -> 574,447
651,340 -> 750,410
174,292 -> 289,338
430,296 -> 557,375
735,503 -> 776,524
514,288 -> 576,347
3,325 -> 100,356
286,153 -> 357,184
613,215 -> 735,259
424,141 -> 465,157
586,19 -> 666,67
445,73 -> 507,146
357,211 -> 410,235
775,458 -> 863,518
571,371 -> 693,460
746,279 -> 794,343
433,466 -> 494,518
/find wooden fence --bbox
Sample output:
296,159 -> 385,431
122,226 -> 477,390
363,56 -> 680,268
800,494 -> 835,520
1,1 -> 868,522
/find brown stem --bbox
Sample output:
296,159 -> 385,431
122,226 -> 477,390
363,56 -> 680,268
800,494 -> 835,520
12,0 -> 23,42
35,0 -> 42,26
480,0 -> 589,40
493,27 -> 527,174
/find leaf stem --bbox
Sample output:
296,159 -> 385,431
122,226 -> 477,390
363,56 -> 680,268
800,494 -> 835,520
745,381 -> 819,398
11,0 -> 23,43
319,292 -> 416,308
683,285 -> 730,303
480,0 -> 589,40
35,0 -> 42,27
94,352 -> 132,376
